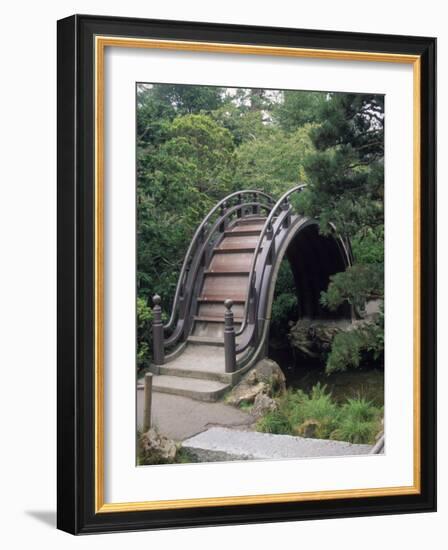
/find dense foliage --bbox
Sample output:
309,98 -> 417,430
298,93 -> 385,372
256,383 -> 383,444
137,84 -> 384,373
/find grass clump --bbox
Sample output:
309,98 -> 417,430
256,409 -> 293,434
256,384 -> 382,445
331,398 -> 383,444
288,384 -> 339,438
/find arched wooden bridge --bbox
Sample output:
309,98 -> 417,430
149,186 -> 352,401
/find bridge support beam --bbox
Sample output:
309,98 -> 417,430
224,299 -> 237,373
152,294 -> 165,365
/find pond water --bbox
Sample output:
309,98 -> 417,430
269,345 -> 384,407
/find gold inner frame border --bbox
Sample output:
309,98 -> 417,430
94,35 -> 421,514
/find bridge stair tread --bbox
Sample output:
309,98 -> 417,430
197,301 -> 244,318
234,216 -> 267,225
209,251 -> 253,271
213,246 -> 258,254
204,270 -> 250,276
149,374 -> 230,402
197,295 -> 246,303
187,335 -> 225,346
224,228 -> 261,237
194,315 -> 243,323
228,221 -> 264,233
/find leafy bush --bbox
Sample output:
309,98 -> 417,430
320,264 -> 383,313
325,307 -> 384,374
351,226 -> 384,265
137,297 -> 153,371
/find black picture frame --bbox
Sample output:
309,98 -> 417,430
57,14 -> 436,534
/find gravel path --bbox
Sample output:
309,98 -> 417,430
137,389 -> 254,441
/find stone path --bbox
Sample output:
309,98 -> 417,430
182,427 -> 373,461
137,389 -> 254,441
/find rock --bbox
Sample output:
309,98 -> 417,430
252,358 -> 286,395
226,358 -> 286,407
139,427 -> 177,464
245,369 -> 258,385
226,382 -> 267,407
289,318 -> 346,359
251,393 -> 278,419
288,302 -> 381,360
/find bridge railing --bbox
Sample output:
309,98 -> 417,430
152,189 -> 275,358
234,184 -> 308,354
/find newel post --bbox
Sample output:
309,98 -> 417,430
152,294 -> 165,365
282,197 -> 291,228
219,201 -> 228,232
266,220 -> 275,265
224,299 -> 237,373
252,192 -> 259,214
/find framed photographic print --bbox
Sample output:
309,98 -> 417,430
57,14 -> 436,534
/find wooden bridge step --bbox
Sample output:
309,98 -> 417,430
213,247 -> 257,254
204,270 -> 250,276
201,274 -> 248,298
209,251 -> 253,272
224,228 -> 261,237
235,217 -> 267,226
197,295 -> 245,303
188,335 -> 224,346
194,315 -> 243,323
217,235 -> 259,249
231,222 -> 265,232
197,302 -> 244,318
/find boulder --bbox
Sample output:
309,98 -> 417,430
226,381 -> 267,407
251,393 -> 278,419
252,358 -> 287,395
139,427 -> 177,464
226,358 -> 286,407
289,302 -> 382,360
289,319 -> 346,359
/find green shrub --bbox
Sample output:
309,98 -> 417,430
325,309 -> 384,374
286,384 -> 339,438
256,385 -> 382,445
331,397 -> 382,444
137,297 -> 153,371
256,409 -> 293,435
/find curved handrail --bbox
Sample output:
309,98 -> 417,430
235,184 -> 307,345
163,201 -> 273,347
163,189 -> 274,332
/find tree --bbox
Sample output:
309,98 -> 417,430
299,93 -> 385,372
234,125 -> 315,197
149,84 -> 224,115
274,91 -> 328,131
163,114 -> 236,196
136,110 -> 236,368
